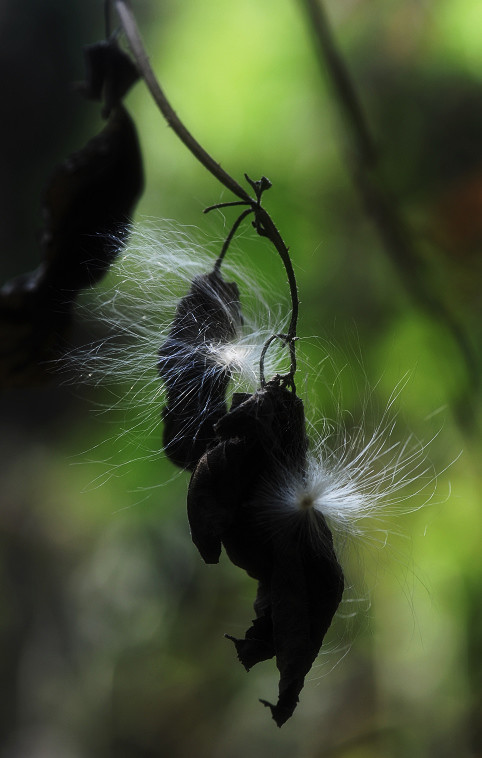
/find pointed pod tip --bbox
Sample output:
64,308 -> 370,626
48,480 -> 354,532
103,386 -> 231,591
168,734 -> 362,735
259,699 -> 286,728
224,634 -> 252,672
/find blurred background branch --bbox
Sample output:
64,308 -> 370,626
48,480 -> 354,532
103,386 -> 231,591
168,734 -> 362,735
300,0 -> 480,422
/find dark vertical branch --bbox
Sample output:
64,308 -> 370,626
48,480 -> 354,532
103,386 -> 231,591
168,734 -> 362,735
299,0 -> 479,394
301,0 -> 376,169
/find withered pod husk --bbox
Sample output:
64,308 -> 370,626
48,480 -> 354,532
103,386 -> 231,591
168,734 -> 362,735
0,39 -> 143,388
187,377 -> 344,726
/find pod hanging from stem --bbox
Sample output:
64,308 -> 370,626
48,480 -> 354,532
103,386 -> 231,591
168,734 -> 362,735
113,0 -> 299,388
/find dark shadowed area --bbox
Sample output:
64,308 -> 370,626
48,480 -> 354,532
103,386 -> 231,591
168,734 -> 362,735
0,1 -> 481,756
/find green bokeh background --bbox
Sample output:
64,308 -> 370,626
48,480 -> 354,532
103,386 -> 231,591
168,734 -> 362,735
0,1 -> 481,756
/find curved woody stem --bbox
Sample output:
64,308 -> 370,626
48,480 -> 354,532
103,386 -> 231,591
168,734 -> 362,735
114,0 -> 250,202
114,0 -> 299,385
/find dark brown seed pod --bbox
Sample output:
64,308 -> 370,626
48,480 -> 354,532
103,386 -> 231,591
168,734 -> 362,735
0,41 -> 143,388
187,377 -> 344,726
40,102 -> 143,296
158,268 -> 243,470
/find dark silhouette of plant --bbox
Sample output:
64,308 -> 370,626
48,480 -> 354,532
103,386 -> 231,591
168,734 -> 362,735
0,34 -> 143,387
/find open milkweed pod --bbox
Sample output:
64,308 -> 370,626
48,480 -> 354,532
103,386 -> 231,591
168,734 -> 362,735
158,267 -> 243,470
187,377 -> 344,726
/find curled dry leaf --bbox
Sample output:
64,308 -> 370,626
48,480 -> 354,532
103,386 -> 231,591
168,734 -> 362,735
158,268 -> 243,470
187,377 -> 344,726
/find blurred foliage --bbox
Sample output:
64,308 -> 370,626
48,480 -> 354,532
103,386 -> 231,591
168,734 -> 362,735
0,0 -> 481,755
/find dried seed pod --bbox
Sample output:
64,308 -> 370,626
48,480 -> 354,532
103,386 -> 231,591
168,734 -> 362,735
158,268 -> 243,470
187,377 -> 344,726
40,102 -> 143,296
0,40 -> 143,388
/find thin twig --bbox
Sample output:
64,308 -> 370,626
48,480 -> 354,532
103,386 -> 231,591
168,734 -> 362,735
204,201 -> 250,214
299,0 -> 479,393
214,208 -> 253,271
253,205 -> 298,378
